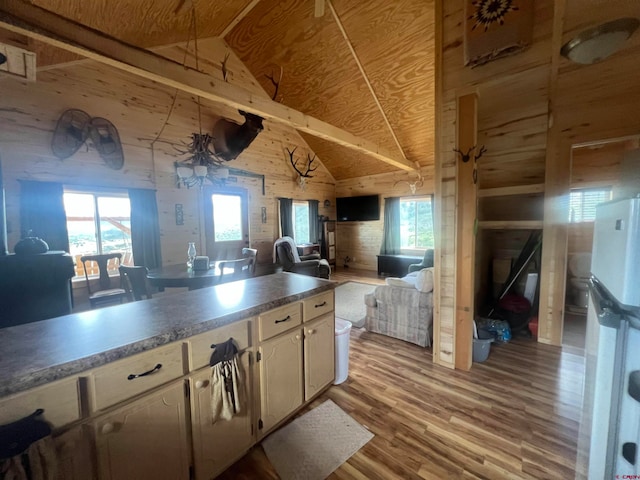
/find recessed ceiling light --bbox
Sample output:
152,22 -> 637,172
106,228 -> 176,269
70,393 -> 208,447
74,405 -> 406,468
561,17 -> 639,65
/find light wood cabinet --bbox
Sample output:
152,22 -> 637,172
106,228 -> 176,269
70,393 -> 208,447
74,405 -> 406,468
93,381 -> 190,480
304,314 -> 335,401
256,293 -> 335,437
258,302 -> 301,341
257,329 -> 304,435
0,287 -> 336,480
55,426 -> 95,480
0,376 -> 81,429
189,353 -> 254,480
302,290 -> 334,322
88,342 -> 185,413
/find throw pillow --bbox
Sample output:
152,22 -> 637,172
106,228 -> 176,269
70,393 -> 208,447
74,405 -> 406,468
385,277 -> 415,288
415,267 -> 434,293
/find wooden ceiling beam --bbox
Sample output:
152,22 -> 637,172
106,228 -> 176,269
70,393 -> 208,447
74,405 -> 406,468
0,0 -> 416,172
219,0 -> 261,38
327,0 -> 409,163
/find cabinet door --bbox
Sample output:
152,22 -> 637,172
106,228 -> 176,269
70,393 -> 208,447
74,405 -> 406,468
190,353 -> 254,480
258,330 -> 303,435
55,426 -> 95,480
304,314 -> 335,401
93,382 -> 190,480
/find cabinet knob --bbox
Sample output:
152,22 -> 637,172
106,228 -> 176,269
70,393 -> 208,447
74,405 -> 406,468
295,334 -> 301,341
307,328 -> 315,335
101,422 -> 114,435
195,380 -> 207,389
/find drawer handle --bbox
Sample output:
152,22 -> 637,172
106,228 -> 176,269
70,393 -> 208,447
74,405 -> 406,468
275,315 -> 291,324
127,363 -> 163,380
315,301 -> 327,308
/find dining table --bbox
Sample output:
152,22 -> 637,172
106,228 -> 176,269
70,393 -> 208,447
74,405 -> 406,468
147,263 -> 222,290
147,261 -> 282,290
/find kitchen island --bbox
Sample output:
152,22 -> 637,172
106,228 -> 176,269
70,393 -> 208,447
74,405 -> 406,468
0,272 -> 337,480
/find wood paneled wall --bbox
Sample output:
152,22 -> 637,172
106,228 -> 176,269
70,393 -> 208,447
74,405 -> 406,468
437,0 -> 640,363
335,168 -> 434,271
0,37 -> 335,267
436,0 -> 553,367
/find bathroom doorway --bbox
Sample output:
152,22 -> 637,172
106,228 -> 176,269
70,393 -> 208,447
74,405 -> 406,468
562,137 -> 640,349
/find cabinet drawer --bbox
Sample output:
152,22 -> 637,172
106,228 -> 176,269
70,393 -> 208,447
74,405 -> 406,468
302,291 -> 334,322
258,303 -> 301,341
188,319 -> 252,371
89,343 -> 185,412
0,376 -> 80,429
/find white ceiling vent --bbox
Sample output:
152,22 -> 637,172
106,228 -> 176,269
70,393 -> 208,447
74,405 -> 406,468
0,42 -> 36,82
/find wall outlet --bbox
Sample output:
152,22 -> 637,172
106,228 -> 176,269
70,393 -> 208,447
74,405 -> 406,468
352,256 -> 356,262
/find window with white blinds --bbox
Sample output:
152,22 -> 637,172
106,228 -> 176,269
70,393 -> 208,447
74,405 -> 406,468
569,187 -> 612,223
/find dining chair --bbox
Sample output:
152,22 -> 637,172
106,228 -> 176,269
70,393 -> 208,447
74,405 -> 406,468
241,247 -> 258,275
218,257 -> 255,283
80,253 -> 128,308
119,265 -> 152,301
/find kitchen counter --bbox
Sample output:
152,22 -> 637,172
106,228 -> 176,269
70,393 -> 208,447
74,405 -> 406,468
0,273 -> 335,397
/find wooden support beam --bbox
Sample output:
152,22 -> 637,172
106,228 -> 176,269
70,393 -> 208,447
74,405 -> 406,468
0,0 -> 416,172
219,0 -> 261,38
454,93 -> 478,371
327,0 -> 409,163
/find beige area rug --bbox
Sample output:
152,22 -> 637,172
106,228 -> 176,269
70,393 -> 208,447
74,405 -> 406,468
334,281 -> 377,328
262,400 -> 373,480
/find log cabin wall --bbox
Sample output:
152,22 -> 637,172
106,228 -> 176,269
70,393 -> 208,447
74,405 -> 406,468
540,0 -> 640,345
437,0 -> 553,367
437,0 -> 640,364
334,169 -> 435,271
0,38 -> 335,276
567,141 -> 626,257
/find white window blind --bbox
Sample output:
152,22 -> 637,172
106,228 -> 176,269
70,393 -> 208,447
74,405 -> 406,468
569,188 -> 612,223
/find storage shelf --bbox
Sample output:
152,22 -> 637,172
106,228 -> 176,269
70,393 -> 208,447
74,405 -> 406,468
477,220 -> 543,230
478,183 -> 545,198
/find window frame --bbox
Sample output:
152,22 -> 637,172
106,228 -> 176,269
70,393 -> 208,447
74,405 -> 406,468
292,200 -> 311,244
568,186 -> 612,223
203,186 -> 250,261
63,188 -> 133,277
399,195 -> 434,254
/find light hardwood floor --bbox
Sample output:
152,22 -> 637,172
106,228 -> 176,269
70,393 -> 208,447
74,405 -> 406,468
220,268 -> 586,479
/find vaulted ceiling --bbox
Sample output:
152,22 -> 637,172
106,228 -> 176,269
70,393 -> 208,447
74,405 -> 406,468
1,0 -> 435,181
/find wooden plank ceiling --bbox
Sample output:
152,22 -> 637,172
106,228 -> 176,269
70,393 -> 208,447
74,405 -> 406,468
4,0 -> 435,181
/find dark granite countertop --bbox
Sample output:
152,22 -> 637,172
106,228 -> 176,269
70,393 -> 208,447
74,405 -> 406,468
0,273 -> 335,397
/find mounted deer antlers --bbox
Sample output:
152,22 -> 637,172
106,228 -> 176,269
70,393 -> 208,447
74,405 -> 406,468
221,52 -> 230,82
453,146 -> 475,163
394,173 -> 424,195
453,145 -> 487,184
266,66 -> 283,101
474,145 -> 487,161
287,147 -> 318,190
453,144 -> 487,163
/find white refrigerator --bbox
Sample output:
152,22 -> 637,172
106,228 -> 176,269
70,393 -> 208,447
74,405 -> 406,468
576,197 -> 640,479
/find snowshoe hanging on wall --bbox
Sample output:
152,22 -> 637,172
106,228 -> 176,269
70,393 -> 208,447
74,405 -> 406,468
51,108 -> 90,160
89,117 -> 124,170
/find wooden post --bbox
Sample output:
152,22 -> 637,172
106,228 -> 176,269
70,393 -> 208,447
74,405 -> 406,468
455,93 -> 478,371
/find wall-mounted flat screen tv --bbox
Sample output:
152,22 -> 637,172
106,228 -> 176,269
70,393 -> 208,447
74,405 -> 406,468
336,194 -> 380,222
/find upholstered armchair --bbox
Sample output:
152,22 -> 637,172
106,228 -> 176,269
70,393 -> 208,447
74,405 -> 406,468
364,268 -> 434,347
274,236 -> 331,279
408,248 -> 434,274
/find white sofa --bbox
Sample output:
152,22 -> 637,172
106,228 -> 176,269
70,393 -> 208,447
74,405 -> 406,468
364,268 -> 434,347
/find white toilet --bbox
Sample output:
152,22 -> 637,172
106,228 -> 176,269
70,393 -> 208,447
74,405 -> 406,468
568,253 -> 592,309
